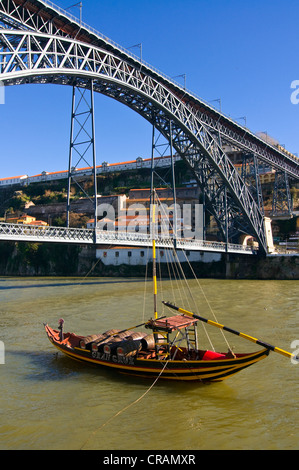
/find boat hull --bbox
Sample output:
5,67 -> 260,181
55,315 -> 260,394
45,325 -> 269,382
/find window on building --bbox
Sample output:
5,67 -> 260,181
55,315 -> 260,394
115,251 -> 119,257
128,251 -> 132,257
140,251 -> 144,257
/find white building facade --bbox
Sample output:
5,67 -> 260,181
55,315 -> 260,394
96,246 -> 221,266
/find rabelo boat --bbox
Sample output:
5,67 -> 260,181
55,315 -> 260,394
45,195 -> 295,382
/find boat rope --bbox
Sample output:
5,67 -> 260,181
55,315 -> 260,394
142,246 -> 150,323
164,248 -> 177,302
180,249 -> 233,352
151,194 -> 225,351
159,240 -> 216,351
157,249 -> 164,311
165,242 -> 175,299
79,360 -> 170,450
170,248 -> 216,351
166,249 -> 185,305
77,256 -> 103,283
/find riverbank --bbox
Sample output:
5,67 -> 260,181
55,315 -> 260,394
0,242 -> 298,279
226,252 -> 299,280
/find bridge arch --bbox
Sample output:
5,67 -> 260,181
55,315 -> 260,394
0,30 -> 267,251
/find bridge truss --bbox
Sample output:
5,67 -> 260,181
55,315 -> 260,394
0,0 -> 298,254
0,222 -> 256,255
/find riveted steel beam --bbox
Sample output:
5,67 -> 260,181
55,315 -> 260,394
67,80 -> 97,229
0,30 -> 271,251
0,2 -> 296,252
0,1 -> 298,176
271,170 -> 293,217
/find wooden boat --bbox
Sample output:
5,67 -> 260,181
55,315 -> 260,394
44,316 -> 271,382
44,193 -> 294,383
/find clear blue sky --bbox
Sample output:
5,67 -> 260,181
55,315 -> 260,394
0,0 -> 298,178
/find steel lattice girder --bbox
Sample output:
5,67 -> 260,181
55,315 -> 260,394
241,153 -> 264,219
0,0 -> 83,36
0,222 -> 256,254
0,30 -> 270,251
272,170 -> 293,216
0,222 -> 94,243
1,0 -> 299,177
1,0 -> 298,180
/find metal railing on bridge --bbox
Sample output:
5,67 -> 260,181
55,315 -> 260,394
0,222 -> 94,244
0,223 -> 256,255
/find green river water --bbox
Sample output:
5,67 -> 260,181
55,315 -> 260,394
0,276 -> 298,450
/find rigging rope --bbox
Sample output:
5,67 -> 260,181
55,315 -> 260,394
153,192 -> 232,352
142,245 -> 150,323
79,360 -> 170,450
180,249 -> 232,351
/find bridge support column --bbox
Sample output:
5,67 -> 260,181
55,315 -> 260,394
67,80 -> 97,230
241,153 -> 264,213
264,216 -> 275,253
271,170 -> 292,217
150,122 -> 179,244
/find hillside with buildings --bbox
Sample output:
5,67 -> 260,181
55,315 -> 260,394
1,157 -> 298,240
0,156 -> 298,278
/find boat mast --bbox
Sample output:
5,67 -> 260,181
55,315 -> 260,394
152,199 -> 158,320
169,120 -> 177,248
150,125 -> 158,319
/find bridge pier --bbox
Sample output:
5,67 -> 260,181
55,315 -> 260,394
67,80 -> 98,228
271,170 -> 293,217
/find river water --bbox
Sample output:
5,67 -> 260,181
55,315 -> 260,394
0,276 -> 298,450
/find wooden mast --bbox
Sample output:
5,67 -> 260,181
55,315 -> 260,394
150,125 -> 158,320
152,192 -> 158,320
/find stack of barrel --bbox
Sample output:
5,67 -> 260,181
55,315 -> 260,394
79,329 -> 161,357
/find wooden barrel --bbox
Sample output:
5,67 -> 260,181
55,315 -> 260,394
80,334 -> 106,349
117,340 -> 142,357
102,331 -> 133,353
141,334 -> 164,350
91,336 -> 113,352
102,329 -> 121,337
126,332 -> 147,341
91,340 -> 104,352
96,337 -> 114,352
116,331 -> 131,340
91,329 -> 121,352
103,340 -> 124,354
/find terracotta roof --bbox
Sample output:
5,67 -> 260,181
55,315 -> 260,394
0,175 -> 26,181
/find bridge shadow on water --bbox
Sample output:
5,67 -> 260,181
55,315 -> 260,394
0,279 -> 144,291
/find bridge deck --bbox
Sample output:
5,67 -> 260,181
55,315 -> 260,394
0,223 -> 256,255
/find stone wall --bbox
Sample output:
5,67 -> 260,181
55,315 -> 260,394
0,241 -> 298,279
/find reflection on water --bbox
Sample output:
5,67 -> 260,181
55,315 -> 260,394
0,276 -> 298,450
0,278 -> 143,290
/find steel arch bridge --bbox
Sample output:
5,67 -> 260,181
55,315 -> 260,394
0,0 -> 298,254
